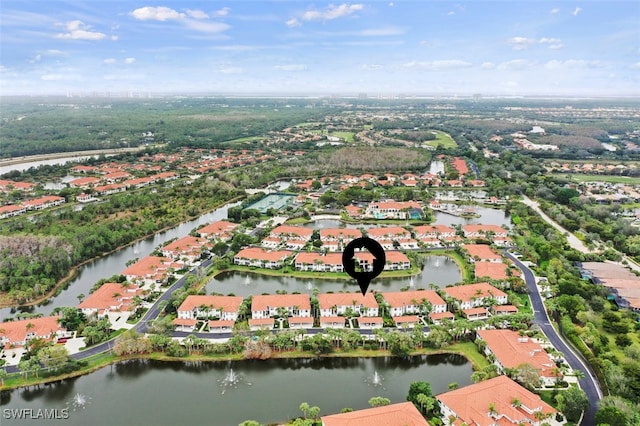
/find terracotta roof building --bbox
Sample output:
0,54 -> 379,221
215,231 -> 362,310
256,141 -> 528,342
251,294 -> 311,319
461,244 -> 503,263
436,375 -> 559,426
0,316 -> 70,349
234,247 -> 292,269
477,329 -> 562,386
443,282 -> 508,310
321,402 -> 429,426
78,282 -> 144,316
177,295 -> 244,321
318,292 -> 379,317
197,220 -> 238,241
381,290 -> 448,316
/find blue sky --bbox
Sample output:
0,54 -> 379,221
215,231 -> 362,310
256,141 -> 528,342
1,1 -> 639,96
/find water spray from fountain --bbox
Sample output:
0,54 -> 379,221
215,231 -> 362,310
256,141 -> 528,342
365,370 -> 385,390
218,367 -> 251,395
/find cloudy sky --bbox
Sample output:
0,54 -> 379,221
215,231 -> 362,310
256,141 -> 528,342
1,1 -> 639,96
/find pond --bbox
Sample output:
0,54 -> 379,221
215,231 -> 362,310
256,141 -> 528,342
206,254 -> 461,296
0,354 -> 472,426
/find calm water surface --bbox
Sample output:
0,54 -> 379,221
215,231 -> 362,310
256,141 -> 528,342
1,355 -> 472,426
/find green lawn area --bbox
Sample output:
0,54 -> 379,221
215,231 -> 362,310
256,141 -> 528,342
552,173 -> 640,184
422,130 -> 457,149
329,131 -> 355,142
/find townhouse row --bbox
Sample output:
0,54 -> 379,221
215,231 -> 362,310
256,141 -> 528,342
171,282 -> 517,333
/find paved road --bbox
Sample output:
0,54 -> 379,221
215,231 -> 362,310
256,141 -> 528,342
520,196 -> 595,254
506,252 -> 601,426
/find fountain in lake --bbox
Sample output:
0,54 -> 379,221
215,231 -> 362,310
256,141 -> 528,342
68,392 -> 90,411
306,282 -> 313,291
409,277 -> 415,288
365,370 -> 385,389
243,276 -> 251,286
218,367 -> 251,395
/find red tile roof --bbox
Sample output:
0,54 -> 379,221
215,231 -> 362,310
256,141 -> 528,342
461,244 -> 502,261
251,294 -> 311,311
270,225 -> 313,238
320,228 -> 362,240
0,316 -> 66,347
367,226 -> 411,238
474,262 -> 509,280
235,247 -> 292,262
321,402 -> 429,426
177,295 -> 243,314
443,282 -> 506,302
477,329 -> 561,379
78,282 -> 143,313
381,290 -> 446,308
318,292 -> 378,310
437,375 -> 556,426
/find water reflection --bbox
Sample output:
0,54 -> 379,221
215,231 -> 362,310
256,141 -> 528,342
3,355 -> 471,426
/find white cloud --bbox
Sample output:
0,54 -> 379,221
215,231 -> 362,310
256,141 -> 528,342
508,36 -> 536,50
55,20 -> 106,40
497,59 -> 533,70
130,6 -> 185,21
402,60 -> 472,71
274,64 -> 307,72
545,60 -> 605,70
103,58 -> 116,64
302,4 -> 364,21
213,7 -> 231,17
124,58 -> 136,64
360,27 -> 405,36
540,38 -> 563,49
631,62 -> 640,70
573,7 -> 582,16
184,20 -> 230,33
550,8 -> 560,14
361,63 -> 384,70
481,62 -> 496,70
286,18 -> 301,27
186,9 -> 209,19
0,65 -> 9,73
218,66 -> 243,74
30,54 -> 42,63
420,40 -> 430,46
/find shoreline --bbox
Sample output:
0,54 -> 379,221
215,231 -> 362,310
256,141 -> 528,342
0,195 -> 244,309
0,344 -> 483,391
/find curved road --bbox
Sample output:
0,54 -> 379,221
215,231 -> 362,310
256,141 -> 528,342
506,252 -> 601,426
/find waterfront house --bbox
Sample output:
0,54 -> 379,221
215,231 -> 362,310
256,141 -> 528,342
462,224 -> 508,239
318,292 -> 379,317
161,235 -> 211,265
381,290 -> 448,316
197,220 -> 238,241
122,256 -> 182,286
78,282 -> 144,317
319,228 -> 362,252
234,247 -> 292,269
251,294 -> 311,319
321,402 -> 429,426
294,252 -> 344,272
443,282 -> 508,310
177,295 -> 243,321
436,375 -> 562,425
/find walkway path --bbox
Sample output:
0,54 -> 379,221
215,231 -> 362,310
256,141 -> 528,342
506,252 -> 601,425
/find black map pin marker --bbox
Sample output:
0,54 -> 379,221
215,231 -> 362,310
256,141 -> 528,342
342,237 -> 386,296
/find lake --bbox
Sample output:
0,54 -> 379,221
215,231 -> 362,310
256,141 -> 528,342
0,354 -> 472,426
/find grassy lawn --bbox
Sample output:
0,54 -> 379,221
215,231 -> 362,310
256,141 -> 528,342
552,173 -> 640,184
422,131 -> 457,149
329,131 -> 355,142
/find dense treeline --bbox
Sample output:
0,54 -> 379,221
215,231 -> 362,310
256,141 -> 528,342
0,179 -> 242,304
0,98 -> 327,158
